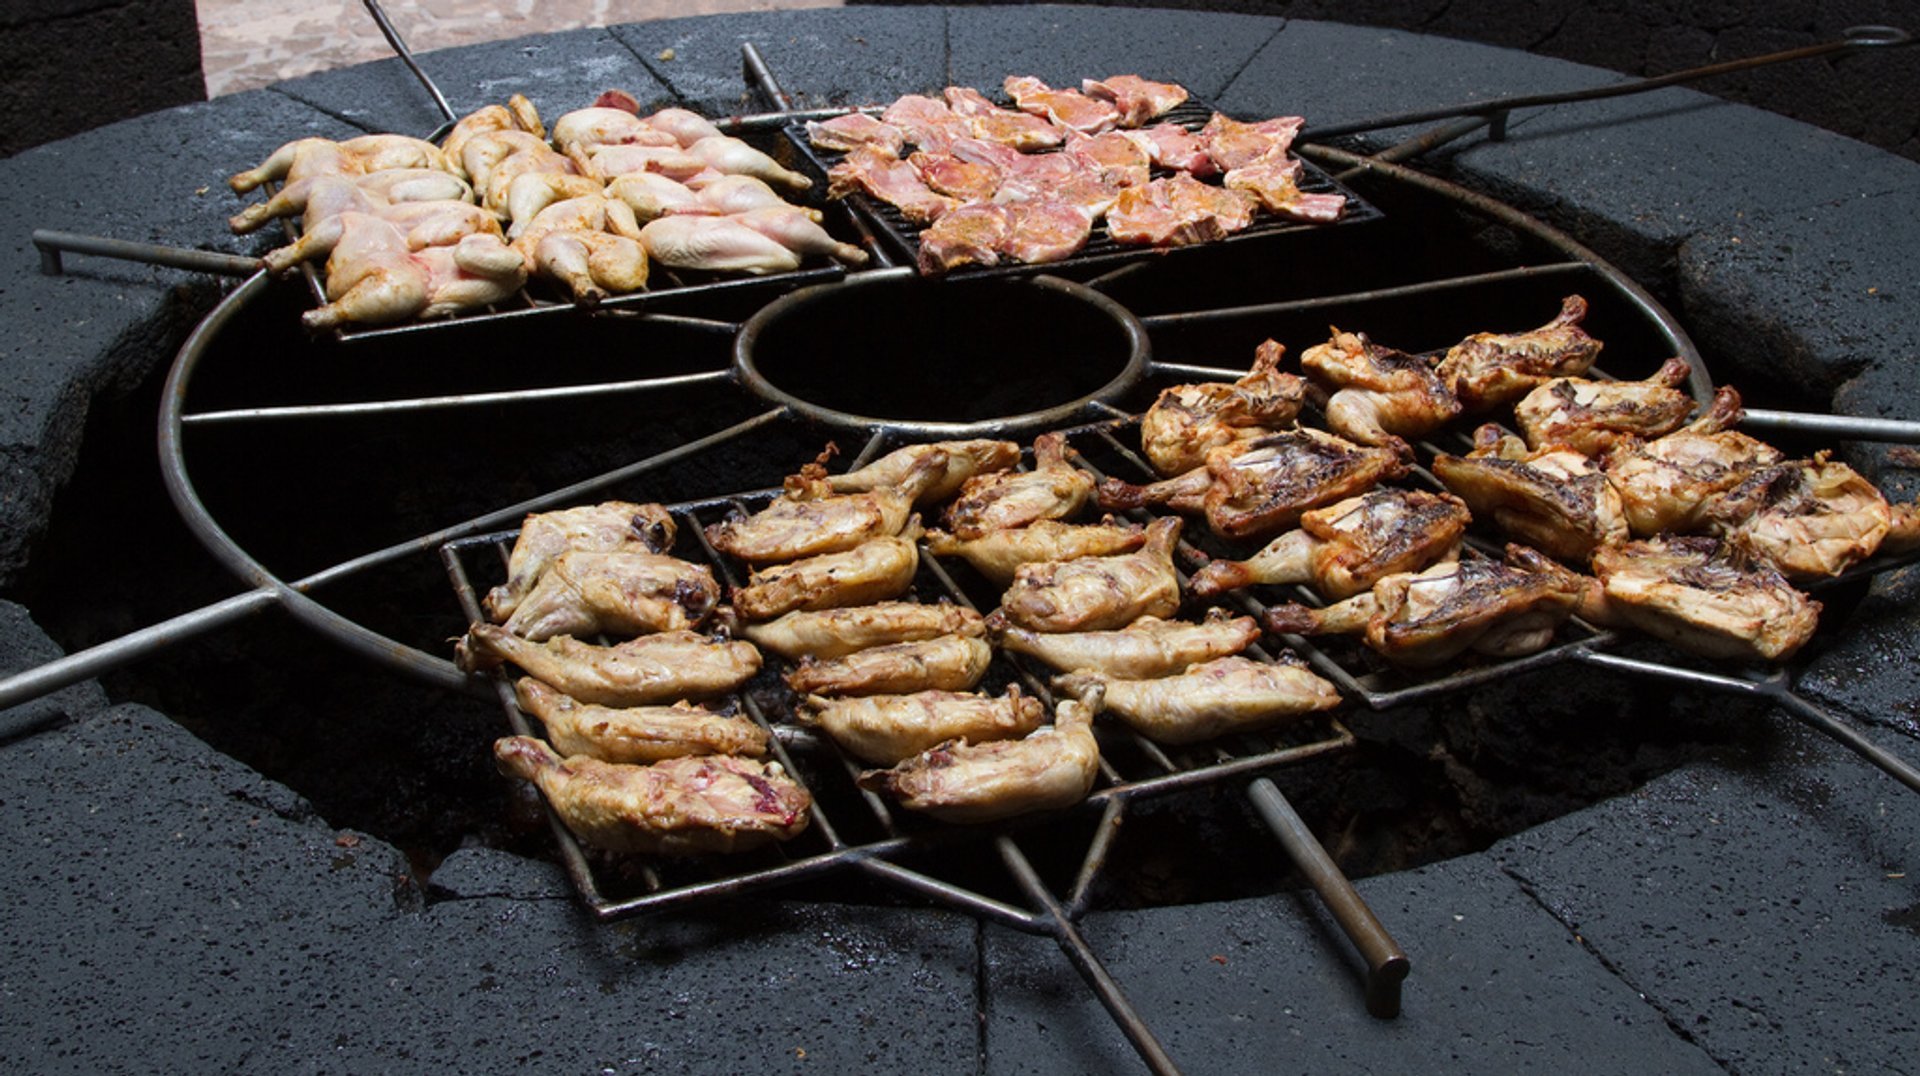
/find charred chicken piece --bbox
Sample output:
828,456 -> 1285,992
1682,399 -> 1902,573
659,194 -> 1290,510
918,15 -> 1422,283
486,502 -> 676,621
707,453 -> 943,565
1433,426 -> 1628,562
1189,488 -> 1470,600
797,686 -> 1046,766
1264,545 -> 1585,668
783,635 -> 994,697
513,677 -> 769,763
457,625 -> 761,706
1200,428 -> 1411,542
943,432 -> 1095,539
1605,387 -> 1785,536
494,550 -> 720,641
1702,452 -> 1920,580
856,694 -> 1101,823
1514,357 -> 1695,460
1056,654 -> 1340,745
731,526 -> 923,622
740,601 -> 984,661
1579,537 -> 1822,662
1433,295 -> 1604,411
812,439 -> 1021,504
989,607 -> 1259,679
1301,328 -> 1462,449
494,736 -> 809,855
1140,338 -> 1307,476
998,517 -> 1183,633
925,518 -> 1148,587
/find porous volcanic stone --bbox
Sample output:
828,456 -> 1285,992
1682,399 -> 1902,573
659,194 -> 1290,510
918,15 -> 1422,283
948,6 -> 1284,102
0,599 -> 106,740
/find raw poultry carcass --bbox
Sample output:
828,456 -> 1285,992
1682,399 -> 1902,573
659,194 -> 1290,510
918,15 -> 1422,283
1514,357 -> 1695,460
805,112 -> 909,156
739,601 -> 984,661
1433,295 -> 1604,411
550,106 -> 680,154
797,686 -> 1045,765
493,737 -> 809,854
670,174 -> 802,216
783,635 -> 994,697
997,517 -> 1183,633
301,216 -> 526,331
1701,452 -> 1920,580
260,196 -> 501,275
910,149 -> 1002,203
1188,488 -> 1470,600
1003,75 -> 1123,133
1223,155 -> 1345,223
227,168 -> 473,235
990,608 -> 1259,679
943,86 -> 1067,150
1062,130 -> 1152,189
1081,75 -> 1190,127
942,432 -> 1095,539
1605,387 -> 1785,536
638,214 -> 808,275
1265,545 -> 1587,668
1578,536 -> 1822,662
705,453 -> 940,564
501,173 -> 606,238
811,439 -> 1021,504
229,133 -> 450,193
492,549 -> 721,641
1056,654 -> 1340,745
1301,328 -> 1461,449
731,528 -> 924,621
856,694 -> 1101,823
461,130 -> 580,220
684,135 -> 812,192
642,106 -> 725,148
571,142 -> 712,185
1432,426 -> 1628,562
1198,113 -> 1304,172
511,194 -> 649,303
513,678 -> 769,764
456,624 -> 762,706
605,172 -> 702,221
728,206 -> 869,266
1107,174 -> 1257,247
441,95 -> 545,180
1139,339 -> 1306,475
880,94 -> 970,152
916,200 -> 1093,274
926,518 -> 1147,587
485,501 -> 676,621
829,145 -> 958,225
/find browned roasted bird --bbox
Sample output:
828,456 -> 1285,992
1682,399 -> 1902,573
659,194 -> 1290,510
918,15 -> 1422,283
924,517 -> 1149,586
456,624 -> 761,706
783,634 -> 995,697
989,607 -> 1260,679
1139,339 -> 1306,475
1432,426 -> 1627,562
485,502 -> 676,621
1513,357 -> 1695,461
1701,452 -> 1920,580
1055,654 -> 1341,744
1300,328 -> 1460,449
998,516 -> 1183,633
739,601 -> 985,661
1189,488 -> 1470,600
1605,387 -> 1785,536
495,550 -> 720,641
1433,294 -> 1604,411
494,736 -> 809,854
731,526 -> 923,621
943,432 -> 1095,539
514,677 -> 769,762
706,454 -> 943,564
796,686 -> 1046,765
810,439 -> 1021,504
1266,545 -> 1586,667
1578,536 -> 1822,662
856,693 -> 1101,823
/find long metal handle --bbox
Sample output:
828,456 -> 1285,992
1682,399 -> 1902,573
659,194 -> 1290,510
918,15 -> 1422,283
1246,778 -> 1410,1018
1304,25 -> 1912,142
33,230 -> 262,278
361,0 -> 457,126
1741,408 -> 1920,444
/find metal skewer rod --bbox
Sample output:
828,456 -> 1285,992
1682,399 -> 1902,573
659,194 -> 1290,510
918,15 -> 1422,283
33,231 -> 262,278
741,42 -> 794,112
1740,408 -> 1920,444
181,368 -> 735,426
361,0 -> 457,125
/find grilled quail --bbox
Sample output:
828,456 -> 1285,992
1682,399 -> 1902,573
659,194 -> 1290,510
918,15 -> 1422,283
494,736 -> 809,855
1513,357 -> 1695,460
1579,537 -> 1821,662
497,549 -> 719,641
731,526 -> 923,621
1055,654 -> 1340,744
513,677 -> 768,763
856,693 -> 1101,823
944,432 -> 1095,539
708,454 -> 944,565
1301,328 -> 1460,449
1433,426 -> 1628,562
989,608 -> 1260,679
925,518 -> 1148,587
783,635 -> 995,697
457,624 -> 761,706
1702,453 -> 1920,579
1605,387 -> 1785,536
1189,488 -> 1470,600
1433,294 -> 1603,411
486,502 -> 676,621
811,439 -> 1021,504
740,601 -> 985,661
797,686 -> 1046,765
999,517 -> 1182,633
1139,338 -> 1306,475
1201,428 -> 1411,541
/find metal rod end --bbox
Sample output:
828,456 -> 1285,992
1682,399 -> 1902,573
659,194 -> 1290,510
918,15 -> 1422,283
1366,954 -> 1411,1019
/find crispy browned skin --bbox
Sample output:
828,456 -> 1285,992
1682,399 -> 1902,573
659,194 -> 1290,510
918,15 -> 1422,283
1056,655 -> 1340,744
1702,453 -> 1899,580
498,550 -> 719,641
740,601 -> 984,661
943,432 -> 1094,539
514,677 -> 768,762
1267,545 -> 1585,667
1433,426 -> 1627,561
494,736 -> 809,855
1301,329 -> 1460,449
925,518 -> 1148,587
1140,339 -> 1305,475
856,695 -> 1100,823
485,502 -> 676,620
1514,357 -> 1695,460
1434,294 -> 1603,411
1606,387 -> 1783,536
456,624 -> 761,705
732,527 -> 923,621
1189,488 -> 1469,600
1200,429 -> 1410,541
991,607 -> 1259,679
1581,537 -> 1821,662
797,686 -> 1046,765
999,517 -> 1182,633
783,635 -> 994,696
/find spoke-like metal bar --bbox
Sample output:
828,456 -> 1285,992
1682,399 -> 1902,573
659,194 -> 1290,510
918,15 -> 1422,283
856,858 -> 1043,932
997,836 -> 1183,1076
33,230 -> 262,278
1246,779 -> 1409,1018
741,42 -> 792,112
182,369 -> 735,425
361,0 -> 456,124
1136,263 -> 1592,331
1741,408 -> 1920,443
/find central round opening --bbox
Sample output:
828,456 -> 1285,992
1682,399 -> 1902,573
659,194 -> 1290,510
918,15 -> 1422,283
735,272 -> 1147,434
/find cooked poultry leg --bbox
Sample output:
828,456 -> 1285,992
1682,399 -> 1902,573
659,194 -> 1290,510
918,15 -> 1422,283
511,193 -> 649,303
990,607 -> 1259,679
1514,356 -> 1694,460
1200,428 -> 1410,541
456,624 -> 761,706
495,549 -> 720,641
943,432 -> 1095,539
486,501 -> 676,621
1434,294 -> 1604,410
1189,488 -> 1470,600
1605,387 -> 1784,536
514,678 -> 769,763
1433,426 -> 1627,561
998,516 -> 1182,633
1056,654 -> 1340,745
731,527 -> 924,622
739,601 -> 984,661
1140,339 -> 1306,475
1702,452 -> 1912,579
813,439 -> 1021,504
1579,537 -> 1822,662
926,518 -> 1148,587
1301,328 -> 1460,449
783,635 -> 994,697
856,693 -> 1101,823
707,453 -> 943,564
797,686 -> 1045,765
494,736 -> 809,855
